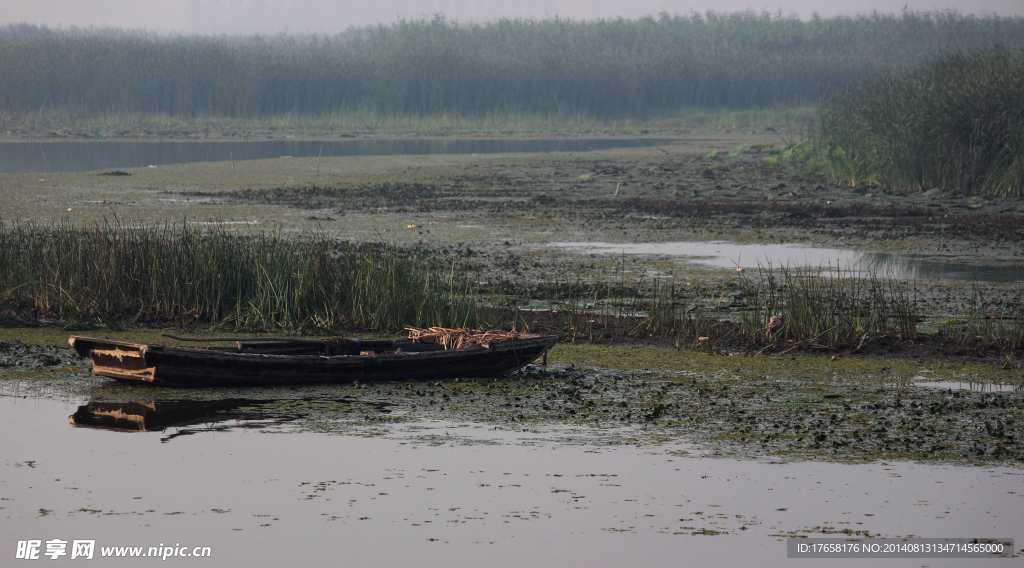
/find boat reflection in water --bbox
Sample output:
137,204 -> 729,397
69,397 -> 389,442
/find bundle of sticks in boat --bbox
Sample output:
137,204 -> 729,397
406,327 -> 520,349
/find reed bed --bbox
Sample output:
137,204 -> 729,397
540,269 -> 728,345
539,264 -> 926,352
736,265 -> 919,350
937,285 -> 1024,354
0,221 -> 478,332
1,222 -> 1019,356
818,47 -> 1024,196
2,12 -> 1022,121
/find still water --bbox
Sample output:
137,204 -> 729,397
0,138 -> 675,174
914,380 -> 1023,392
2,396 -> 1020,567
551,241 -> 1024,283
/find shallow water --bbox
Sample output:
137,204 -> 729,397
550,241 -> 1024,283
0,138 -> 676,173
914,381 -> 1023,392
2,396 -> 1021,567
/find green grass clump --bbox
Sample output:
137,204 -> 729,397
515,263 -> 924,353
937,285 -> 1024,354
738,266 -> 919,350
0,220 -> 478,332
818,47 -> 1024,196
541,270 -> 727,345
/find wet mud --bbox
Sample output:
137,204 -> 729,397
2,134 -> 1022,466
2,334 -> 1021,465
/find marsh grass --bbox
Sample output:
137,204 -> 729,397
538,266 -> 727,345
819,47 -> 1024,196
737,265 -> 919,350
486,262 -> 1017,356
539,263 -> 926,352
938,285 -> 1024,354
0,220 -> 478,332
1,222 -> 1019,355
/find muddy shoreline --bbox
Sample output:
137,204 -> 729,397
3,134 -> 1022,359
1,332 -> 1021,466
2,133 -> 1022,467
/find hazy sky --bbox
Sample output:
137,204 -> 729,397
3,0 -> 1022,34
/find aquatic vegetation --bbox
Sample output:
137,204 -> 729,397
818,47 -> 1024,196
2,219 -> 1020,357
511,261 -> 1023,357
4,338 -> 1022,464
0,220 -> 478,332
737,265 -> 919,350
936,285 -> 1024,354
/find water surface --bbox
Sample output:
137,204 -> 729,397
0,138 -> 676,173
914,380 -> 1023,392
550,241 -> 1024,283
2,396 -> 1021,567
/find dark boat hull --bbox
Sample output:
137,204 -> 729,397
69,335 -> 558,388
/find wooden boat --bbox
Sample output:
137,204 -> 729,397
68,332 -> 558,388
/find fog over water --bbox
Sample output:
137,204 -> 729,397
4,0 -> 1023,35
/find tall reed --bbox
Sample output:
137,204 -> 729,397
818,47 -> 1024,196
0,220 -> 478,332
538,263 -> 731,345
938,284 -> 1024,354
737,265 -> 919,349
2,12 -> 1022,121
1,221 -> 1018,355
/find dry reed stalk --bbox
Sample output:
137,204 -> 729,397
406,327 -> 520,349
